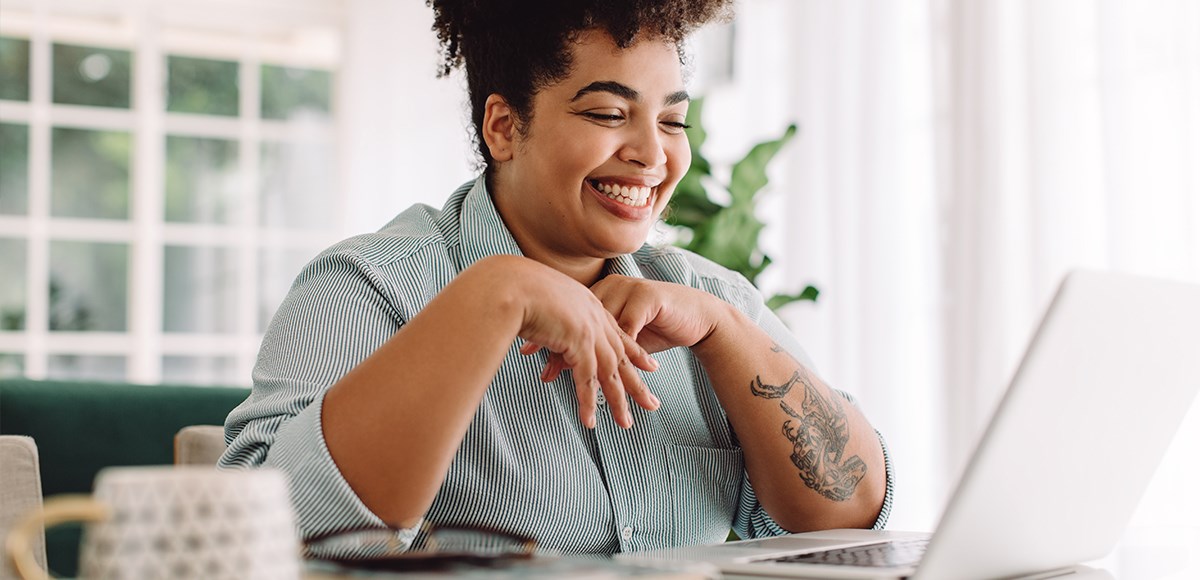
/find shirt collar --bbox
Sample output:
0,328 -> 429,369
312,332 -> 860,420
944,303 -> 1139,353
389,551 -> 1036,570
603,251 -> 645,280
458,176 -> 525,270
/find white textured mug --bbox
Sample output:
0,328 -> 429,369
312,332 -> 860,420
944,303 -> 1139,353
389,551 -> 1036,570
6,466 -> 301,580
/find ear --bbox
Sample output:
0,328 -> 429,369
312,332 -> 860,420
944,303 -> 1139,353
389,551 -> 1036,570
481,94 -> 517,162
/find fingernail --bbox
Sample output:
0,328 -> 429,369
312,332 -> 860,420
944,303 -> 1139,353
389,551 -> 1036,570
586,414 -> 596,429
624,410 -> 634,427
650,393 -> 661,409
649,357 -> 659,370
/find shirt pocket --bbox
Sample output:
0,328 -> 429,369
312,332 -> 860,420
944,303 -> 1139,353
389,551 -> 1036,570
665,443 -> 744,547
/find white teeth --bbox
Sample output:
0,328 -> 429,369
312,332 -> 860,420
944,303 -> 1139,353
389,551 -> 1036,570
593,180 -> 654,208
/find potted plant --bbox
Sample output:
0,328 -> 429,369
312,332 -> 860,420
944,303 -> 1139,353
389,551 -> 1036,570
667,97 -> 817,310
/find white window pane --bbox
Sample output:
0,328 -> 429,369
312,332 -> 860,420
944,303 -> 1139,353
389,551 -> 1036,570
49,241 -> 128,332
260,65 -> 332,120
167,55 -> 239,116
162,355 -> 241,386
0,36 -> 31,102
0,122 -> 29,215
164,136 -> 240,224
0,238 -> 25,331
47,355 -> 125,381
163,245 -> 239,333
259,141 -> 336,229
0,354 -> 22,378
52,43 -> 131,109
51,127 -> 131,220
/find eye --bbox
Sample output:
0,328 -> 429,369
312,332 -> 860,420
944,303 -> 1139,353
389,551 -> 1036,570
579,111 -> 625,125
659,120 -> 691,135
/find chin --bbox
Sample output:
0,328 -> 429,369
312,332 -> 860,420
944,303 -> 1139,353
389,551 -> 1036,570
604,238 -> 649,257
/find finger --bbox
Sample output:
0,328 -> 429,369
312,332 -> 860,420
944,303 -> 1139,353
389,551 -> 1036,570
619,327 -> 659,373
540,353 -> 565,382
568,350 -> 598,429
519,341 -> 542,356
590,276 -> 632,321
613,289 -> 659,338
618,353 -> 660,412
596,346 -> 633,429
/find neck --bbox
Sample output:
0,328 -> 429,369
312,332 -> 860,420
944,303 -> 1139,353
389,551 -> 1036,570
521,245 -> 607,286
488,176 -> 607,286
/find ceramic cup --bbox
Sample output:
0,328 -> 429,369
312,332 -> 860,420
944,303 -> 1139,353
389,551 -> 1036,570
6,466 -> 301,580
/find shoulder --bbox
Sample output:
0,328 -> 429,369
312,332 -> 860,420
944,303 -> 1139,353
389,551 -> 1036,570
306,182 -> 474,276
631,244 -> 760,311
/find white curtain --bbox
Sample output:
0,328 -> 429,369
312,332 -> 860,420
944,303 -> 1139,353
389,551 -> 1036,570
692,0 -> 1200,532
344,0 -> 1200,536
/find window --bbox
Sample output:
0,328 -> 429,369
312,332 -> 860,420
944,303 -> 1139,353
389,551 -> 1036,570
0,0 -> 343,385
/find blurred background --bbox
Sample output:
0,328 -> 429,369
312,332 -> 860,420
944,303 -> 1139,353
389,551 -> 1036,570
0,0 -> 1196,552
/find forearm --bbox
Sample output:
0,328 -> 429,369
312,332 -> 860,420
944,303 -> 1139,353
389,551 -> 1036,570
322,255 -> 525,528
692,302 -> 887,532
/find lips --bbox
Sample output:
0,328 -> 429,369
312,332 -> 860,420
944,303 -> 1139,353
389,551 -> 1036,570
588,179 -> 652,207
584,179 -> 658,221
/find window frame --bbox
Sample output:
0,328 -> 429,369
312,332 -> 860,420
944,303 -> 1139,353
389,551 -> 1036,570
0,0 -> 343,385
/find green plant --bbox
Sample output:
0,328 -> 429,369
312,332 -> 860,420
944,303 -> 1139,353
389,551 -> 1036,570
667,97 -> 818,311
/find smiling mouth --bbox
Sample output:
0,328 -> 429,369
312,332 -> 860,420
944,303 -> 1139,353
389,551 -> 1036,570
588,179 -> 655,208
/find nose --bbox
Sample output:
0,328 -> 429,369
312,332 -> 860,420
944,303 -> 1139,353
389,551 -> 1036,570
617,119 -> 668,169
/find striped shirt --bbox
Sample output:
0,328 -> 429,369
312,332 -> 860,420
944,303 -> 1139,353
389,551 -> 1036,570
220,177 -> 894,555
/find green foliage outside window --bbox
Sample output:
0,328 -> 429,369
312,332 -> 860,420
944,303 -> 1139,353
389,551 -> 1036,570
0,37 -> 30,101
167,56 -> 239,116
52,43 -> 132,109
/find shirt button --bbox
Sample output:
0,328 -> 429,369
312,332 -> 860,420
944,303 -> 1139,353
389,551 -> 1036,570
621,526 -> 633,541
597,392 -> 606,406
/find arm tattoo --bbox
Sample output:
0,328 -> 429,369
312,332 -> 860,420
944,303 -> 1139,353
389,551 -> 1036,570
750,372 -> 799,399
750,356 -> 868,502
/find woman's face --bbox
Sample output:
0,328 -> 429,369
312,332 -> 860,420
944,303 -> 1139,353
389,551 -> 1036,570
492,29 -> 691,266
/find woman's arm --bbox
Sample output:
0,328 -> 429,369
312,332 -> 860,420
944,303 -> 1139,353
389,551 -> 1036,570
590,275 -> 887,532
322,254 -> 658,529
690,301 -> 886,531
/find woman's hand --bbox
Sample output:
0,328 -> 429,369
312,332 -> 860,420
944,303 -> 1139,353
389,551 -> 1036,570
589,275 -> 733,353
502,258 -> 660,429
533,275 -> 733,379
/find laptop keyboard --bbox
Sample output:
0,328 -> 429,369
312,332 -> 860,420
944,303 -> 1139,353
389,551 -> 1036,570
762,538 -> 929,568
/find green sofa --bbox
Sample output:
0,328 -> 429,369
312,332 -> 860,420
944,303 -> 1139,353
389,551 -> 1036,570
0,378 -> 250,577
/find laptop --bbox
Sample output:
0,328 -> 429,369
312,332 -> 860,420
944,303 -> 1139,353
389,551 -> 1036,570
620,270 -> 1200,579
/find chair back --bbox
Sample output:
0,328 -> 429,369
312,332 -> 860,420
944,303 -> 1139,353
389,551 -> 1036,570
174,425 -> 228,466
0,436 -> 46,580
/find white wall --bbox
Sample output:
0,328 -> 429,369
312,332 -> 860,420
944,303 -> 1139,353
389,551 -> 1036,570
338,0 -> 475,236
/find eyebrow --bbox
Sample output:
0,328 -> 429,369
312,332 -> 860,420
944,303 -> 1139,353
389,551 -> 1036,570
571,81 -> 691,107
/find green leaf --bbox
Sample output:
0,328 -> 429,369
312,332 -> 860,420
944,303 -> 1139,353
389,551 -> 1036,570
766,285 -> 820,310
669,98 -> 819,307
672,168 -> 711,204
748,254 -> 773,286
665,186 -> 723,229
684,97 -> 707,151
728,124 -> 797,204
690,205 -> 765,278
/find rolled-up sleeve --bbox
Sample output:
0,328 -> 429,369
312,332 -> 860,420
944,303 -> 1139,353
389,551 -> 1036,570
734,427 -> 894,538
219,245 -> 420,544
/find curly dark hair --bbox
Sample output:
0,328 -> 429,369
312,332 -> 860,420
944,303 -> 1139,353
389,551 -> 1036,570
427,0 -> 733,174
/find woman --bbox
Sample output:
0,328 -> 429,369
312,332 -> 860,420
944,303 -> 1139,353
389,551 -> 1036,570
222,0 -> 893,555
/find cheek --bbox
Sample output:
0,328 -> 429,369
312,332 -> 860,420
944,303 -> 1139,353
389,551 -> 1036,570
666,139 -> 692,181
550,138 -> 606,179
